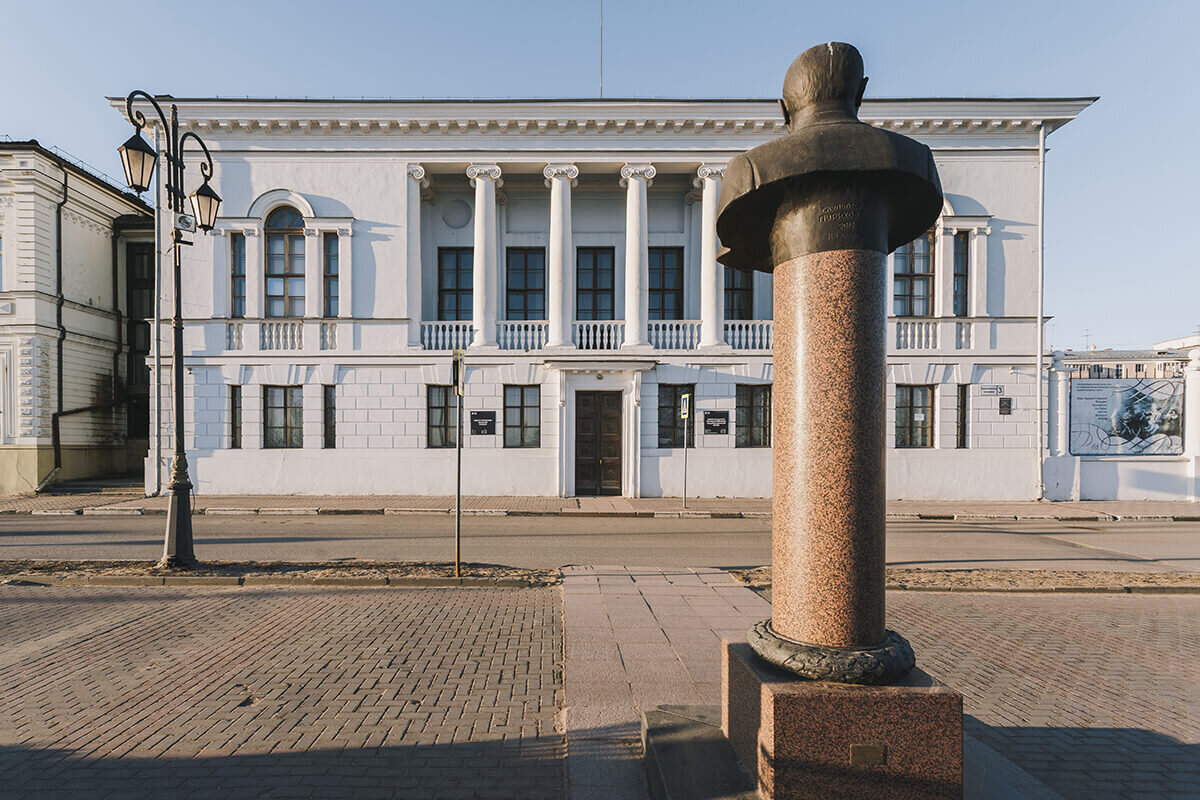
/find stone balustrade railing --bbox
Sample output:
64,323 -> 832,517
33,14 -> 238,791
724,320 -> 774,350
421,321 -> 474,351
648,320 -> 701,351
572,320 -> 625,350
261,320 -> 304,351
498,321 -> 548,351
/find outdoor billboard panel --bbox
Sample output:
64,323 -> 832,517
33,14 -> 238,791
1069,378 -> 1184,456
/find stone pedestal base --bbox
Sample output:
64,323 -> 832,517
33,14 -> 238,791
722,641 -> 962,800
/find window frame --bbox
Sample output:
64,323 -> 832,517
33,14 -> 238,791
724,267 -> 754,321
952,231 -> 970,318
263,385 -> 303,449
895,385 -> 934,449
264,206 -> 306,319
576,246 -> 616,321
956,384 -> 969,449
323,385 -> 336,449
657,384 -> 696,449
505,247 -> 546,321
426,385 -> 458,449
323,232 -> 339,318
230,385 -> 242,450
437,247 -> 473,322
230,231 -> 246,319
736,384 -> 772,448
503,385 -> 541,448
893,231 -> 936,318
648,246 -> 684,321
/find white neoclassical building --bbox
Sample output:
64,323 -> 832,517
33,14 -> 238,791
109,95 -> 1095,500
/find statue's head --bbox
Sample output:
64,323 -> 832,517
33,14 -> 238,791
779,42 -> 868,130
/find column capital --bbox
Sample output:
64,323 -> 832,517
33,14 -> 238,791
697,163 -> 727,180
466,164 -> 503,188
407,164 -> 428,184
543,163 -> 579,188
619,163 -> 655,188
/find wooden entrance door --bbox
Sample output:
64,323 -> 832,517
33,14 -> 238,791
575,391 -> 622,496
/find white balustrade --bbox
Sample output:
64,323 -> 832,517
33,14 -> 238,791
648,320 -> 701,350
498,320 -> 548,350
421,321 -> 474,350
954,320 -> 973,350
320,321 -> 337,351
261,320 -> 303,351
572,320 -> 625,350
895,319 -> 938,350
723,320 -> 774,350
226,322 -> 243,351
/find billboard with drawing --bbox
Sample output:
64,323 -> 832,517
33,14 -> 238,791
1069,378 -> 1184,455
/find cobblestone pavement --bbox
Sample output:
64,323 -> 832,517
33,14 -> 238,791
0,586 -> 564,800
891,592 -> 1200,800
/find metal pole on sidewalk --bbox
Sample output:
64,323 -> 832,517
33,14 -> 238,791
454,349 -> 464,578
682,392 -> 690,510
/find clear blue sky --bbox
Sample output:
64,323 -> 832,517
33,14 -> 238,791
3,0 -> 1196,350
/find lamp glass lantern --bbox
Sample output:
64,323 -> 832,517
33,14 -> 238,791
189,181 -> 222,231
117,132 -> 157,194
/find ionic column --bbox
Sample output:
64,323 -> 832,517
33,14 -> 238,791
696,165 -> 726,348
303,227 -> 320,319
970,225 -> 991,318
467,164 -> 502,348
406,164 -> 428,345
620,163 -> 654,348
935,220 -> 954,317
544,164 -> 578,348
336,226 -> 353,320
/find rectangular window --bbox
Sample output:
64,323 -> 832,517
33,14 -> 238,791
323,385 -> 336,449
736,384 -> 772,448
265,231 -> 306,318
893,232 -> 935,317
952,231 -> 969,317
230,232 -> 246,318
230,385 -> 242,450
956,384 -> 969,449
576,247 -> 615,321
657,384 -> 696,449
427,385 -> 458,448
895,385 -> 934,448
263,386 -> 303,449
438,248 -> 473,321
506,248 -> 546,321
724,268 -> 754,321
648,247 -> 683,320
504,385 -> 540,448
323,233 -> 339,318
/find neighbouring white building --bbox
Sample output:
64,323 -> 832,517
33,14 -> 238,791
0,141 -> 153,495
109,95 -> 1097,500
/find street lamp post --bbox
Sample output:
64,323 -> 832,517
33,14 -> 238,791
118,91 -> 221,569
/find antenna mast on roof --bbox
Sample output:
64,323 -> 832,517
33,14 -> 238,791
599,0 -> 604,98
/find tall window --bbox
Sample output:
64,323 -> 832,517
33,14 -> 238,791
438,248 -> 473,321
230,232 -> 246,318
952,231 -> 970,317
265,206 -> 305,318
504,385 -> 540,448
736,384 -> 772,448
893,231 -> 935,317
230,385 -> 242,450
264,386 -> 303,449
427,385 -> 458,448
323,385 -> 336,449
649,247 -> 683,320
956,384 -> 969,449
725,268 -> 753,320
506,248 -> 545,320
658,384 -> 695,449
323,233 -> 339,318
895,385 -> 934,448
577,247 -> 615,321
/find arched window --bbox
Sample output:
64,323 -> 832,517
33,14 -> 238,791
265,206 -> 305,317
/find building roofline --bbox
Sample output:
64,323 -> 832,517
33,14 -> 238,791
106,95 -> 1101,105
1,140 -> 153,215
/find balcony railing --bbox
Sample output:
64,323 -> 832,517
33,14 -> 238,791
498,320 -> 548,351
724,320 -> 773,350
421,321 -> 474,351
573,320 -> 625,350
648,320 -> 701,350
895,319 -> 937,350
261,320 -> 303,351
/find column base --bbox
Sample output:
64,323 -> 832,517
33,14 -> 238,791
467,342 -> 501,352
698,342 -> 734,354
723,641 -> 962,800
748,619 -> 914,685
542,343 -> 578,353
619,342 -> 654,354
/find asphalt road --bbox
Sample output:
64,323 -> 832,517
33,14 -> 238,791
1,515 -> 1199,570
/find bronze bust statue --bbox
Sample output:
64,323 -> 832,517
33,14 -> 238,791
717,42 -> 942,272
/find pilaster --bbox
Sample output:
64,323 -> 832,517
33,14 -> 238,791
406,164 -> 428,345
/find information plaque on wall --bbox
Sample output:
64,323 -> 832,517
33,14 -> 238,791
470,411 -> 496,436
704,411 -> 729,435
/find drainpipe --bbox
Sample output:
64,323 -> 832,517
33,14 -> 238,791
1035,122 -> 1047,500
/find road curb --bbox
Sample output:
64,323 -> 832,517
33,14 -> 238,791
3,575 -> 546,588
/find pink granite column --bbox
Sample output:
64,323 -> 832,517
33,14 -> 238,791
771,248 -> 887,649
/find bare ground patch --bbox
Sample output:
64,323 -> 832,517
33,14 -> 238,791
730,566 -> 1200,591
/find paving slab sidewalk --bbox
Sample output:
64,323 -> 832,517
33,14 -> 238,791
4,491 -> 1199,520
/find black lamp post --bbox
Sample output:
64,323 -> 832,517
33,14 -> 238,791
118,91 -> 221,568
